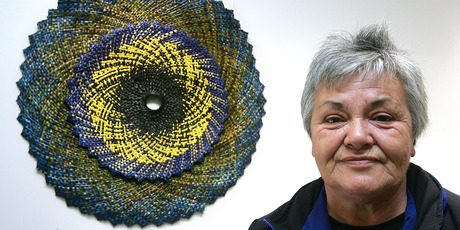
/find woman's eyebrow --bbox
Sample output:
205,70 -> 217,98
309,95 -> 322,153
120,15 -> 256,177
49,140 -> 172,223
320,100 -> 343,109
370,98 -> 394,108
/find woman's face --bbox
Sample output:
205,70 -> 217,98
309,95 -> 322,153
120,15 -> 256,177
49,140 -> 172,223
310,73 -> 415,197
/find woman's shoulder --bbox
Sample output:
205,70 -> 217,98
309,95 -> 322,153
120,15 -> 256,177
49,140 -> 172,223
249,178 -> 324,230
443,189 -> 460,229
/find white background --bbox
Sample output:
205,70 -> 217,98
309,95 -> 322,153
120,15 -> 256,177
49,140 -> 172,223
1,0 -> 460,229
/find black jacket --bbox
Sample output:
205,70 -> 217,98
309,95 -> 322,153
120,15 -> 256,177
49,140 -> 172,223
249,163 -> 460,230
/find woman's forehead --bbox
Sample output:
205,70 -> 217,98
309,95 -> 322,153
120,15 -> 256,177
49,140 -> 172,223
314,73 -> 408,108
322,71 -> 399,89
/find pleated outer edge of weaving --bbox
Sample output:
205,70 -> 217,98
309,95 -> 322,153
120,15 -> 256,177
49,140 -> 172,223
16,0 -> 265,227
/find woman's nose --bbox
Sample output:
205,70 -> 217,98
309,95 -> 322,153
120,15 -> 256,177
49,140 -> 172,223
343,118 -> 374,150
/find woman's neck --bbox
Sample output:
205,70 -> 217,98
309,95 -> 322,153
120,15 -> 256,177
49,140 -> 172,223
325,182 -> 407,226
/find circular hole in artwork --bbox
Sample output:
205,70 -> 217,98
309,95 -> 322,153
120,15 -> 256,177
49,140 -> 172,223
145,94 -> 163,111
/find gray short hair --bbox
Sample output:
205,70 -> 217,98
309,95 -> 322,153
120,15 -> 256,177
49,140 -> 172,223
300,24 -> 428,141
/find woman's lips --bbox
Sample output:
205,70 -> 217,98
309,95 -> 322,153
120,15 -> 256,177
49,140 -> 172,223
340,157 -> 380,167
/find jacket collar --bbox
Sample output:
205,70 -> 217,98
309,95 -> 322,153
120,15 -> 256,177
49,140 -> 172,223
406,163 -> 448,229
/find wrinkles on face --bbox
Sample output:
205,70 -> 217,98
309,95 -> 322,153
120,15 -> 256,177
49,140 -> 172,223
310,73 -> 415,197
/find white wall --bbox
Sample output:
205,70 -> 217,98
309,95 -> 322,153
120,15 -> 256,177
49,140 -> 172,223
1,0 -> 459,229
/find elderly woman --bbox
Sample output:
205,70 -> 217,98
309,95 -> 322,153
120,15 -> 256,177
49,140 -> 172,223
250,24 -> 460,229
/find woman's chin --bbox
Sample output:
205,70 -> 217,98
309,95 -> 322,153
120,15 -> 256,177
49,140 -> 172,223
336,175 -> 387,198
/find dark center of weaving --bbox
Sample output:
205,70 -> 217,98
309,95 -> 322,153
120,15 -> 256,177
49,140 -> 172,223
117,65 -> 187,135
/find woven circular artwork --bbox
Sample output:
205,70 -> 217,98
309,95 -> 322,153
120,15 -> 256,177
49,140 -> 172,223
67,21 -> 228,181
17,0 -> 265,227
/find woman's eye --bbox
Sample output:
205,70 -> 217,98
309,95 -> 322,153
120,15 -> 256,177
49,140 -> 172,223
374,115 -> 393,122
325,117 -> 343,123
